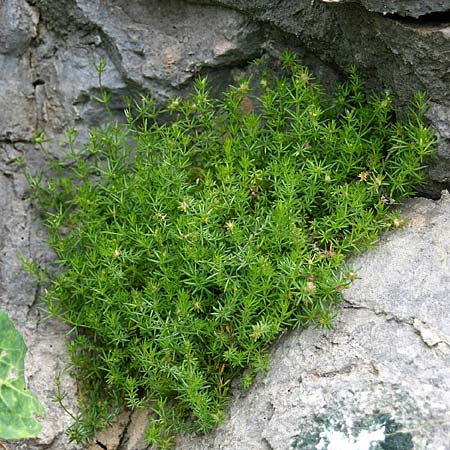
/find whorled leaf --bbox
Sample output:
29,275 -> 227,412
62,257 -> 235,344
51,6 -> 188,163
0,310 -> 45,440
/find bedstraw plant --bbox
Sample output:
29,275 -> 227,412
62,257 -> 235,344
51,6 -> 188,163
25,53 -> 435,448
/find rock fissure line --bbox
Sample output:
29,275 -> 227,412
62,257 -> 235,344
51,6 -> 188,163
342,299 -> 436,349
94,440 -> 108,450
116,411 -> 133,450
342,299 -> 413,326
343,298 -> 450,352
384,10 -> 450,28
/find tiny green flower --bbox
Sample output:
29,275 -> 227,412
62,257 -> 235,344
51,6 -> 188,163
179,201 -> 189,212
358,170 -> 370,182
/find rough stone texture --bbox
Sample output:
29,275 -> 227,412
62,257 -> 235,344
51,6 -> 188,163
1,0 -> 450,449
187,0 -> 450,18
35,0 -> 261,90
27,0 -> 262,153
0,55 -> 37,141
0,0 -> 38,55
77,0 -> 261,92
87,410 -> 150,450
173,194 -> 450,450
326,0 -> 450,18
0,0 -> 38,141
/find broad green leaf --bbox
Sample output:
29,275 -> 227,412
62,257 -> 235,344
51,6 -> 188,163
0,310 -> 45,439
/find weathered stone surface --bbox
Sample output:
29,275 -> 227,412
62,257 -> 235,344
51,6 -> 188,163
27,0 -> 262,153
88,409 -> 150,450
426,103 -> 450,188
173,194 -> 450,450
346,193 -> 450,346
0,0 -> 38,55
188,0 -> 450,18
0,55 -> 37,141
30,39 -> 127,151
35,0 -> 262,97
1,0 -> 450,449
77,0 -> 261,92
328,0 -> 450,18
9,321 -> 82,450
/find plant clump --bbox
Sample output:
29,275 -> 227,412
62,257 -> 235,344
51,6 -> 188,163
25,53 -> 435,448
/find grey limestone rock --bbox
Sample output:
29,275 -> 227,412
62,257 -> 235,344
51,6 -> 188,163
75,0 -> 262,93
0,149 -> 82,450
0,0 -> 39,141
0,0 -> 38,56
34,0 -> 262,97
28,0 -> 262,153
1,0 -> 450,449
0,55 -> 37,141
325,0 -> 450,18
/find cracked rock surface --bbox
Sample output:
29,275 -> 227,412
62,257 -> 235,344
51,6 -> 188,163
325,0 -> 450,18
174,194 -> 450,450
1,0 -> 450,449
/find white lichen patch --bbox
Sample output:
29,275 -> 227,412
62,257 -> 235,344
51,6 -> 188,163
315,418 -> 386,450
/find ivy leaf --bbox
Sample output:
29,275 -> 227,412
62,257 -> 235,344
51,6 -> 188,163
0,310 -> 45,439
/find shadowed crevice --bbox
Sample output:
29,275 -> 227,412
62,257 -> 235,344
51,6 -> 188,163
384,10 -> 450,30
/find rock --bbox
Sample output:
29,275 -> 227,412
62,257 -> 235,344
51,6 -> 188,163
8,320 -> 83,450
345,194 -> 450,346
2,0 -> 450,449
324,0 -> 450,18
425,104 -> 450,192
75,0 -> 261,93
28,0 -> 262,153
0,55 -> 37,141
30,40 -> 128,151
88,412 -> 132,450
0,0 -> 38,56
173,194 -> 450,450
34,0 -> 262,97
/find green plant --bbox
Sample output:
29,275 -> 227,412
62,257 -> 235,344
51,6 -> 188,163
25,53 -> 435,448
0,311 -> 44,440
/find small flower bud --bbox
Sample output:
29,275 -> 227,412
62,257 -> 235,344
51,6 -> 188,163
305,281 -> 316,294
179,201 -> 189,212
238,81 -> 250,94
224,221 -> 235,232
168,98 -> 180,111
358,170 -> 370,182
346,271 -> 357,281
393,217 -> 406,228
